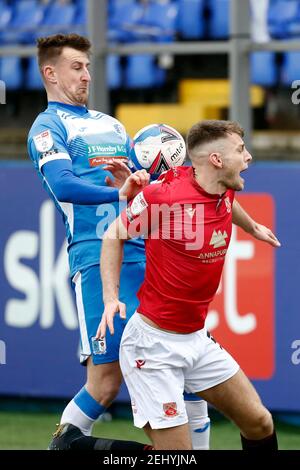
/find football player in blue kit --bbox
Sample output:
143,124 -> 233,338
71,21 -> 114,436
28,33 -> 152,451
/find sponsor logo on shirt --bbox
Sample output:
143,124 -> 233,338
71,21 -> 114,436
33,130 -> 54,152
209,230 -> 228,248
89,156 -> 128,167
86,143 -> 128,167
198,248 -> 228,262
185,207 -> 196,219
163,402 -> 178,417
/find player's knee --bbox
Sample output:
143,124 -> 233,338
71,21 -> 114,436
243,407 -> 274,439
256,409 -> 274,437
87,379 -> 122,406
103,382 -> 121,404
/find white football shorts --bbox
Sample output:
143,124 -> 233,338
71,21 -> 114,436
120,312 -> 239,429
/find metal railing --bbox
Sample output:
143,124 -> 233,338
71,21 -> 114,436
0,0 -> 300,146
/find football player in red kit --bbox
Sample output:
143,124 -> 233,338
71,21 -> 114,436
98,120 -> 280,450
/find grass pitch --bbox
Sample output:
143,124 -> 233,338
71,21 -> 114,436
0,410 -> 299,450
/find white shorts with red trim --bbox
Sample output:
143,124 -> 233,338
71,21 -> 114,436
120,312 -> 239,429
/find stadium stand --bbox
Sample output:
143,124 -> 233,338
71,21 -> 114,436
177,0 -> 206,39
124,54 -> 166,88
107,54 -> 122,90
0,0 -> 300,159
268,0 -> 300,39
207,0 -> 230,39
116,78 -> 265,135
250,51 -> 277,86
0,56 -> 22,90
0,0 -> 13,42
37,0 -> 76,37
0,0 -> 45,45
25,57 -> 44,90
281,51 -> 300,85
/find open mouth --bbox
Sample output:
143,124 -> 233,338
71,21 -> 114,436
239,167 -> 248,183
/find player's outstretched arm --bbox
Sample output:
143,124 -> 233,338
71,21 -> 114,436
96,216 -> 131,338
232,199 -> 281,247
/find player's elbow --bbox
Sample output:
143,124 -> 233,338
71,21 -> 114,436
53,185 -> 74,203
103,217 -> 129,241
103,223 -> 118,241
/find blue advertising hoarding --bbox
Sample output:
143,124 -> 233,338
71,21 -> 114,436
0,162 -> 299,410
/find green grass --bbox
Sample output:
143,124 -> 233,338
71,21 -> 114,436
0,410 -> 299,450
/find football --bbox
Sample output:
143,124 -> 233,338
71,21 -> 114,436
130,123 -> 186,176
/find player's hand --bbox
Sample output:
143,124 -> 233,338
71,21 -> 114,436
103,160 -> 131,188
119,169 -> 150,201
251,223 -> 281,247
96,300 -> 126,338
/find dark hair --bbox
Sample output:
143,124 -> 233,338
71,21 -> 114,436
187,120 -> 244,152
37,33 -> 91,70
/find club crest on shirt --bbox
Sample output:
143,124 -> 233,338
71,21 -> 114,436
163,402 -> 178,417
114,123 -> 123,135
33,130 -> 54,152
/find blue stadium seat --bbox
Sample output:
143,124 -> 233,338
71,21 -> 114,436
177,0 -> 205,39
0,57 -> 23,90
250,52 -> 277,87
125,55 -> 165,88
1,0 -> 45,44
73,0 -> 87,35
0,0 -> 12,28
106,54 -> 122,89
142,0 -> 179,42
208,0 -> 230,39
268,0 -> 299,39
108,0 -> 144,43
25,57 -> 44,90
281,51 -> 300,86
0,0 -> 13,44
39,0 -> 76,36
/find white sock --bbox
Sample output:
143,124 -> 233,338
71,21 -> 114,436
60,400 -> 95,436
185,399 -> 211,450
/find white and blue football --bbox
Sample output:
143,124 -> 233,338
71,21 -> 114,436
130,123 -> 186,176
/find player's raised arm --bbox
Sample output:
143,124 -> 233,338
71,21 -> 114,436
232,199 -> 281,247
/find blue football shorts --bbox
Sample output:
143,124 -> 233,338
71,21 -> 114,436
72,261 -> 145,365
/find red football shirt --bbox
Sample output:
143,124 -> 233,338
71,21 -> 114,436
121,166 -> 235,333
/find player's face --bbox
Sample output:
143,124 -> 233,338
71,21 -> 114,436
220,133 -> 252,191
53,47 -> 91,105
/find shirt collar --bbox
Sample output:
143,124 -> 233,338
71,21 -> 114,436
189,166 -> 224,200
48,101 -> 88,115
